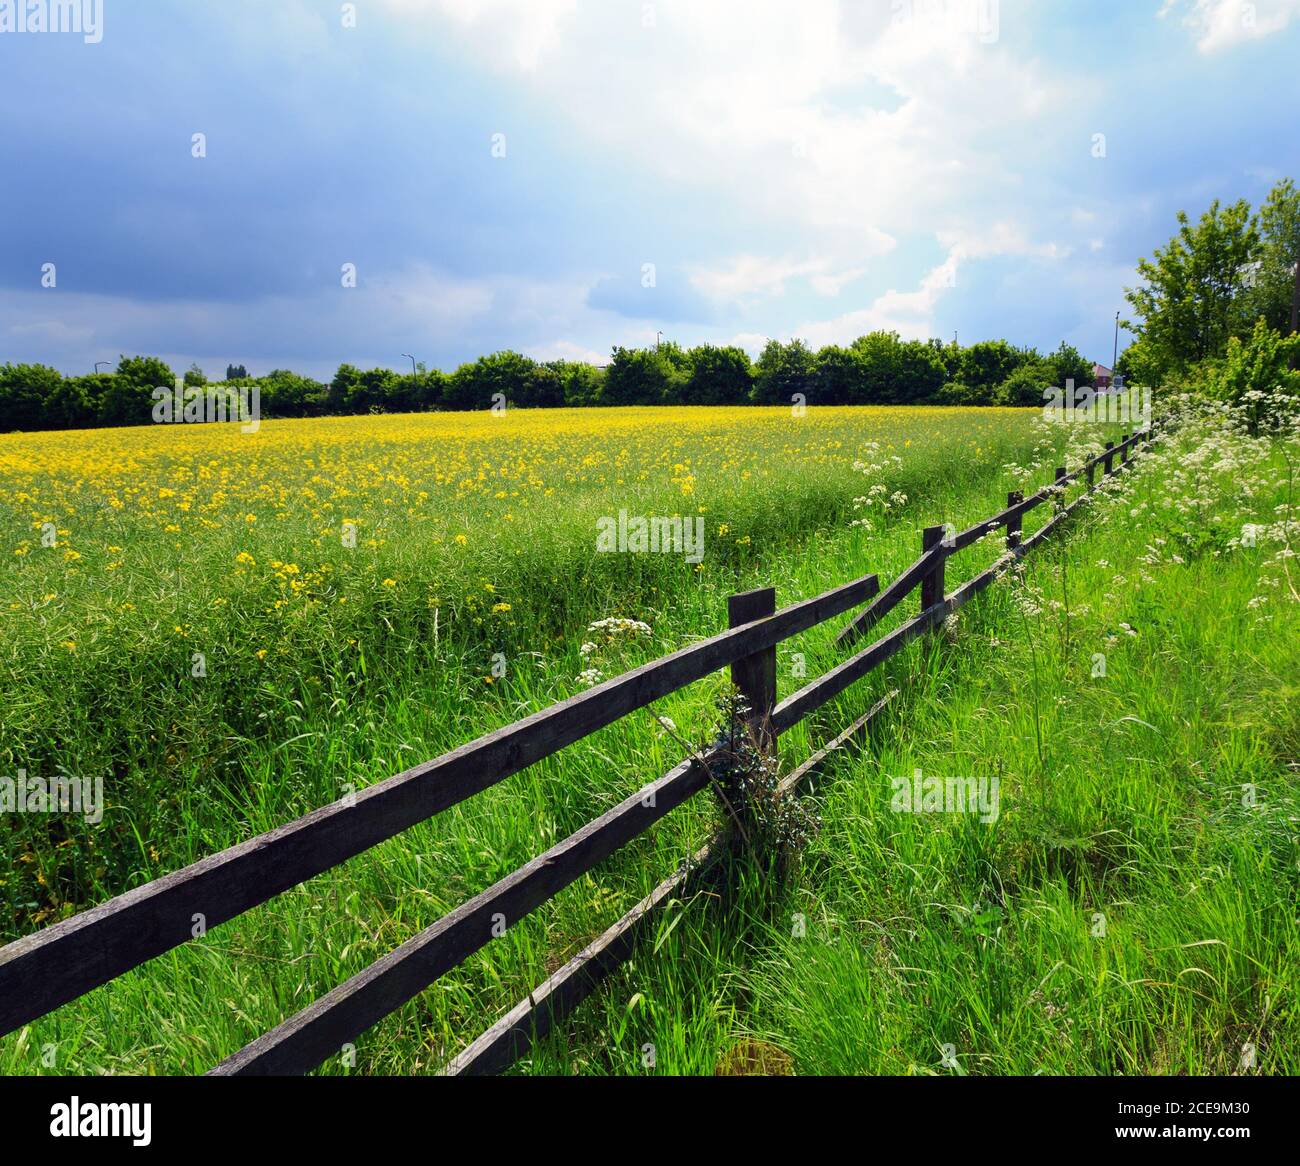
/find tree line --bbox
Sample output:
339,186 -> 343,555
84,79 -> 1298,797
0,334 -> 1097,432
5,173 -> 1297,433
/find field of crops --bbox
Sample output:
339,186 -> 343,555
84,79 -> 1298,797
0,404 -> 1063,1066
2,401 -> 1296,1076
0,404 -> 1051,897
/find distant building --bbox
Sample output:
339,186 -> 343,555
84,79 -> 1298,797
1093,363 -> 1113,390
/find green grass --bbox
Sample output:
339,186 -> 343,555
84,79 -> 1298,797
514,410 -> 1300,1076
2,402 -> 1295,1077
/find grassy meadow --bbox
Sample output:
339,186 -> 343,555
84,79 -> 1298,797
524,404 -> 1300,1075
1,401 -> 1295,1076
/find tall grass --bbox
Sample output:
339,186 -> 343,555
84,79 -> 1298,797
516,399 -> 1300,1075
7,398 -> 1295,1077
1,404 -> 1067,1074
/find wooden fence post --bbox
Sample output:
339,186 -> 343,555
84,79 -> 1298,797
1086,457 -> 1096,489
1054,466 -> 1067,510
1120,433 -> 1130,464
728,587 -> 777,753
920,525 -> 946,612
1006,491 -> 1023,551
1103,440 -> 1115,476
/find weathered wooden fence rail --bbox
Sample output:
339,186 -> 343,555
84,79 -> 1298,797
0,427 -> 1151,1075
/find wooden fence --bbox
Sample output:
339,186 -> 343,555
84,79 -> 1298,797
0,428 -> 1151,1075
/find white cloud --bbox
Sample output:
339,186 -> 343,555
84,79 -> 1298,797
366,264 -> 495,325
372,0 -> 1065,298
790,221 -> 1069,347
688,252 -> 884,303
1161,0 -> 1300,52
792,257 -> 956,348
726,332 -> 775,356
525,338 -> 608,365
936,222 -> 1070,263
378,0 -> 578,71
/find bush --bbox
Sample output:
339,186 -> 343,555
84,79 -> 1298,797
933,381 -> 991,406
997,361 -> 1056,407
1212,319 -> 1300,403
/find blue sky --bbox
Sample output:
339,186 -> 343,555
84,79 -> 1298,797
2,0 -> 1299,379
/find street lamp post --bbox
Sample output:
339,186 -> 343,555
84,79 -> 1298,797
95,362 -> 110,374
401,354 -> 417,377
1112,312 -> 1120,384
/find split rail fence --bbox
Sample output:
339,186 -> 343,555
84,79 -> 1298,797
0,429 -> 1151,1075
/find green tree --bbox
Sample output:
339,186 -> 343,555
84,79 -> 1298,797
447,350 -> 548,410
682,345 -> 752,405
553,361 -> 604,407
44,374 -> 111,429
515,357 -> 565,408
104,356 -> 174,426
1043,341 -> 1093,391
1124,198 -> 1259,378
397,369 -> 444,411
1114,337 -> 1159,387
931,337 -> 963,381
347,368 -> 400,413
257,370 -> 326,417
894,337 -> 947,404
842,332 -> 945,405
814,345 -> 865,405
752,338 -> 816,405
0,363 -> 62,431
997,360 -> 1056,407
327,364 -> 362,413
603,345 -> 688,406
849,332 -> 903,403
1246,178 -> 1300,336
960,339 -> 1027,394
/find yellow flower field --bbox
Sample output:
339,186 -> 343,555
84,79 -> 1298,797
0,404 -> 1052,936
1,406 -> 1041,642
2,405 -> 1029,539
